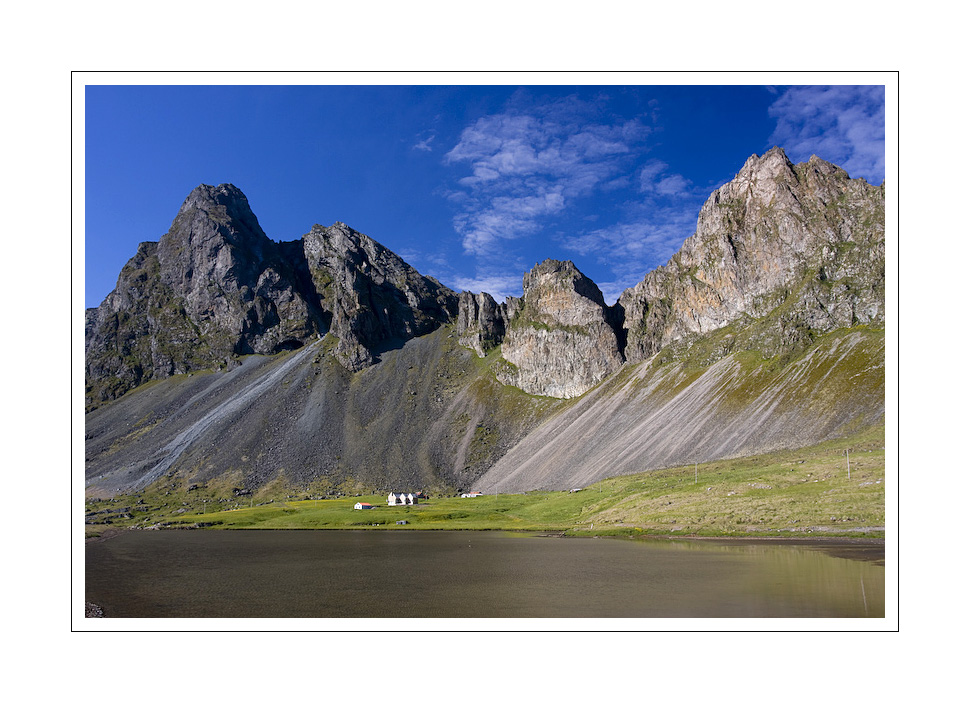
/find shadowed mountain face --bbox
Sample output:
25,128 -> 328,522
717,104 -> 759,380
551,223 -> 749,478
85,185 -> 458,406
85,149 -> 885,496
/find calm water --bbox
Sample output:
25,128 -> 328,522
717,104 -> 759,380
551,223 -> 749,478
85,530 -> 884,618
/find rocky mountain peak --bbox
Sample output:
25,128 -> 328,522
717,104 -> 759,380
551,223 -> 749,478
171,183 -> 267,249
490,259 -> 624,398
737,145 -> 793,176
520,259 -> 610,328
179,182 -> 250,212
156,183 -> 277,300
620,147 -> 885,363
85,185 -> 459,406
302,221 -> 459,371
523,258 -> 584,288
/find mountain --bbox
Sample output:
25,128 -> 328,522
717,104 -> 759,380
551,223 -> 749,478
619,147 -> 884,363
84,148 -> 885,497
84,184 -> 457,406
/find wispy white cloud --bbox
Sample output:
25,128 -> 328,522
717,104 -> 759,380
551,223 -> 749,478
639,159 -> 695,198
638,160 -> 666,188
444,97 -> 651,257
398,246 -> 450,270
767,85 -> 885,183
412,130 -> 437,152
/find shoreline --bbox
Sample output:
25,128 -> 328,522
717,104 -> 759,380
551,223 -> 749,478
86,524 -> 885,546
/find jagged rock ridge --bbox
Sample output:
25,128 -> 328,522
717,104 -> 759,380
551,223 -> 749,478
303,221 -> 458,370
85,184 -> 457,406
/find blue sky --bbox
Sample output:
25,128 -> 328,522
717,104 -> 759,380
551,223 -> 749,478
85,82 -> 886,308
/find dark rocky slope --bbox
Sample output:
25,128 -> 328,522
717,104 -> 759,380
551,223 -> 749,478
85,327 -> 563,497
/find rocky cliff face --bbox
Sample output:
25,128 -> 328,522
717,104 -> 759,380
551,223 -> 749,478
85,184 -> 457,407
303,222 -> 458,370
619,147 -> 885,363
456,291 -> 507,357
492,260 -> 624,398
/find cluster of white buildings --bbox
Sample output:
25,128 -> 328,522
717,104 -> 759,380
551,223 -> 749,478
387,491 -> 421,505
352,490 -> 482,510
353,493 -> 418,510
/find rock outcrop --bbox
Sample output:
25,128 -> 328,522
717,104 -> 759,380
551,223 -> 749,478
494,260 -> 624,398
456,291 -> 507,357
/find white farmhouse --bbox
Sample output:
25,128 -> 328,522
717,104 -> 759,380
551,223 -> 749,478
354,502 -> 374,510
387,492 -> 419,506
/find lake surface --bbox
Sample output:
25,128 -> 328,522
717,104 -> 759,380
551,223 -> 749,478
85,530 -> 884,618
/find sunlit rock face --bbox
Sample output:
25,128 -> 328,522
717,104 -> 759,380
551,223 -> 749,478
619,147 -> 885,362
495,260 -> 624,399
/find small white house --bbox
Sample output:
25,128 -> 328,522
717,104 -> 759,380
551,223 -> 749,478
461,491 -> 483,498
354,502 -> 374,510
387,492 -> 419,506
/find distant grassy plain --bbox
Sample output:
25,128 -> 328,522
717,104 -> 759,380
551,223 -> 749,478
85,425 -> 884,540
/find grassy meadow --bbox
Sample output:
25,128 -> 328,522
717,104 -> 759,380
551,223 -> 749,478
85,425 -> 885,539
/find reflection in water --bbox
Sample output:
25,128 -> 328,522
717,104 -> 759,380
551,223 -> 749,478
85,531 -> 884,618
